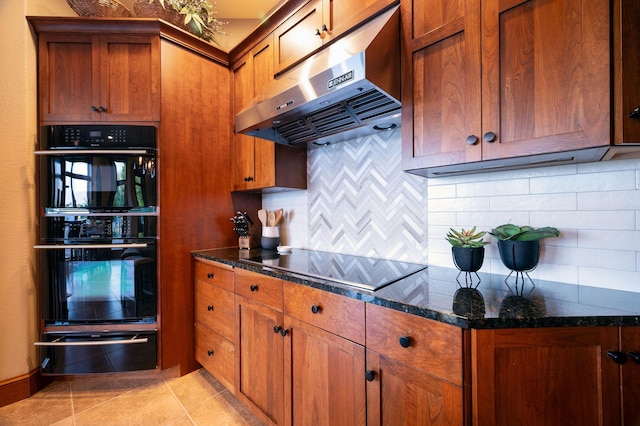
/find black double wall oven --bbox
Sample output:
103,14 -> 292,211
35,125 -> 158,374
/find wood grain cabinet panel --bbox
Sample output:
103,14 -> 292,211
472,327 -> 621,425
38,33 -> 160,123
402,0 -> 612,173
194,322 -> 235,393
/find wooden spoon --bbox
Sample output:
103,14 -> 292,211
268,211 -> 276,227
258,209 -> 267,226
274,209 -> 283,226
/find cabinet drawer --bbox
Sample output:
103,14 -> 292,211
195,323 -> 235,393
366,303 -> 463,386
194,280 -> 235,341
235,268 -> 283,311
194,260 -> 234,292
284,282 -> 365,345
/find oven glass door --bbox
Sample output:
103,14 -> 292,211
40,152 -> 156,213
39,243 -> 157,325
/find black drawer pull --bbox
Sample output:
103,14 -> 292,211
280,328 -> 289,337
628,352 -> 640,363
466,135 -> 478,145
399,336 -> 411,348
250,285 -> 258,292
207,305 -> 214,311
365,370 -> 376,382
207,350 -> 214,356
483,131 -> 497,143
607,351 -> 627,364
629,107 -> 640,118
207,272 -> 214,279
274,326 -> 282,334
311,305 -> 321,314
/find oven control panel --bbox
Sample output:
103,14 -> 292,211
42,125 -> 156,149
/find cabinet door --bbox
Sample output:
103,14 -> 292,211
236,295 -> 285,425
366,349 -> 463,426
481,0 -> 610,160
232,56 -> 257,191
194,322 -> 235,393
614,0 -> 640,144
99,35 -> 160,122
274,0 -> 324,74
472,327 -> 621,425
401,0 -> 482,170
38,34 -> 101,122
283,315 -> 366,426
621,327 -> 640,425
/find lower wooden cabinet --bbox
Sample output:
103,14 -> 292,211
472,327 -> 622,425
366,303 -> 465,425
194,260 -> 640,425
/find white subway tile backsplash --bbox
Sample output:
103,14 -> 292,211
457,179 -> 529,197
490,193 -> 577,211
578,190 -> 640,210
531,170 -> 637,193
578,267 -> 640,292
577,230 -> 640,251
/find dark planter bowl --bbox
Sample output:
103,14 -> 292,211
452,246 -> 485,272
497,240 -> 540,271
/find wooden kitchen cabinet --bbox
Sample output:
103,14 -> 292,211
273,0 -> 396,75
402,0 -> 611,175
193,260 -> 236,392
620,327 -> 640,425
472,327 -> 622,425
37,33 -> 160,123
232,37 -> 307,192
365,303 -> 466,425
283,282 -> 366,425
234,268 -> 285,425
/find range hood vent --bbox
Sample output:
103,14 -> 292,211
235,6 -> 401,148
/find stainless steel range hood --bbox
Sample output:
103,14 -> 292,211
235,6 -> 400,148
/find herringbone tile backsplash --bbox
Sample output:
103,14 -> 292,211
307,130 -> 428,263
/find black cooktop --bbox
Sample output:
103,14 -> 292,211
240,248 -> 427,291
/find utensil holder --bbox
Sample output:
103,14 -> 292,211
261,226 -> 280,250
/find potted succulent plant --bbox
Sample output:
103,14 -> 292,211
446,227 -> 489,272
135,0 -> 226,44
489,224 -> 560,271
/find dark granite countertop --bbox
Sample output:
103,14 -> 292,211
192,247 -> 640,329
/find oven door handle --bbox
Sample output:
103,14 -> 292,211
34,243 -> 149,250
34,149 -> 152,155
35,334 -> 149,347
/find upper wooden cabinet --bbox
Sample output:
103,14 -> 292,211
37,33 -> 160,123
402,0 -> 617,176
274,0 -> 396,75
232,36 -> 307,192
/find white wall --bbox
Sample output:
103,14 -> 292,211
265,134 -> 640,293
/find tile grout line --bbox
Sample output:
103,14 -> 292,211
161,376 -> 197,425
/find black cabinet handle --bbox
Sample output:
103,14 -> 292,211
628,352 -> 640,363
365,370 -> 376,382
91,105 -> 107,113
250,285 -> 258,292
607,351 -> 627,364
280,328 -> 289,337
207,350 -> 214,356
91,106 -> 99,112
399,336 -> 411,348
629,107 -> 640,119
483,131 -> 497,143
274,326 -> 282,334
466,135 -> 479,145
244,176 -> 254,182
311,305 -> 321,314
207,272 -> 214,279
207,305 -> 214,311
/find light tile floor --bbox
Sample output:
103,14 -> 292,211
0,369 -> 263,426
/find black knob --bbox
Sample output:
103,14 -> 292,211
607,351 -> 627,364
91,106 -> 99,112
244,176 -> 254,182
207,305 -> 214,311
483,132 -> 497,143
311,305 -> 321,314
629,107 -> 640,119
466,135 -> 479,145
207,350 -> 214,356
365,370 -> 375,381
250,285 -> 258,292
628,352 -> 640,363
207,273 -> 214,279
399,336 -> 411,348
280,328 -> 289,337
98,106 -> 106,113
315,28 -> 321,36
274,326 -> 282,334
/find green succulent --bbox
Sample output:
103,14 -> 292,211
446,227 -> 489,248
489,224 -> 560,241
